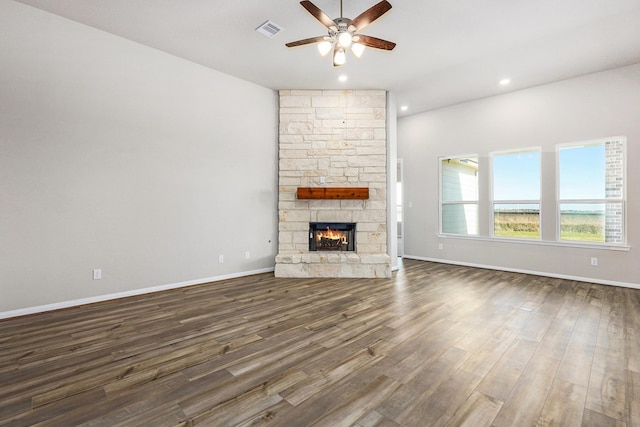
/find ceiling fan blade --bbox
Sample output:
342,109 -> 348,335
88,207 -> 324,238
355,34 -> 396,50
286,36 -> 327,48
300,1 -> 338,31
349,0 -> 392,32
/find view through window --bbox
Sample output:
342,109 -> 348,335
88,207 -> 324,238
492,149 -> 541,239
439,137 -> 625,246
559,138 -> 625,243
440,156 -> 478,235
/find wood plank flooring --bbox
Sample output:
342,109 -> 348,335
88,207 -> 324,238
1,259 -> 639,426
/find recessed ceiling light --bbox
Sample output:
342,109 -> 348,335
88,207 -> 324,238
400,105 -> 409,111
499,78 -> 511,86
338,75 -> 348,82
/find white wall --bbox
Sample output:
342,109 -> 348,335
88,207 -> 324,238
0,1 -> 279,314
398,64 -> 640,287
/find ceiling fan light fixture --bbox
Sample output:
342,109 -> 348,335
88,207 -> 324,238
334,48 -> 346,66
318,40 -> 333,56
337,31 -> 353,48
351,42 -> 365,58
286,0 -> 395,67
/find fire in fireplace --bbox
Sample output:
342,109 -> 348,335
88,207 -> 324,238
309,222 -> 356,251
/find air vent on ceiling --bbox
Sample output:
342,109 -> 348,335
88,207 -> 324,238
256,20 -> 284,38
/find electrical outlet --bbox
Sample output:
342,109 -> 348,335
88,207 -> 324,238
438,243 -> 443,250
218,255 -> 224,263
245,251 -> 251,260
591,257 -> 598,266
320,176 -> 326,183
93,269 -> 102,280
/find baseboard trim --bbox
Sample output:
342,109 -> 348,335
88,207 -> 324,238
403,255 -> 640,290
0,267 -> 275,320
6,259 -> 637,320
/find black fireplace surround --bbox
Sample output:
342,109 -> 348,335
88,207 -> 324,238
309,222 -> 356,251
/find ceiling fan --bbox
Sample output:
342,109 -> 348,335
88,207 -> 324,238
286,0 -> 396,67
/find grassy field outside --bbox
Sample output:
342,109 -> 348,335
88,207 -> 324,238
494,211 -> 540,238
494,211 -> 605,241
560,211 -> 605,242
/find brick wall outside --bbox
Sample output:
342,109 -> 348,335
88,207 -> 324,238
605,139 -> 624,243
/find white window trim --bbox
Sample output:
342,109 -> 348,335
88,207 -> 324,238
439,154 -> 479,236
489,147 -> 542,240
436,233 -> 631,251
556,136 -> 627,246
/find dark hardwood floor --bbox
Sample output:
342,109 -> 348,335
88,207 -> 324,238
1,259 -> 639,426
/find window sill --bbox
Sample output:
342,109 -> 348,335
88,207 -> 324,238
437,234 -> 631,252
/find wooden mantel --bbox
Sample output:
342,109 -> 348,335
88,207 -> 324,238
297,187 -> 369,200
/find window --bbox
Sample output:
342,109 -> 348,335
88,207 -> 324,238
558,137 -> 625,244
440,156 -> 478,235
491,149 -> 541,239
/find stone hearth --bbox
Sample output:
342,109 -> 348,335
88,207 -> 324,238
274,89 -> 391,278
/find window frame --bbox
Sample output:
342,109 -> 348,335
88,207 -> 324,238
556,136 -> 627,246
490,147 -> 542,240
439,154 -> 479,236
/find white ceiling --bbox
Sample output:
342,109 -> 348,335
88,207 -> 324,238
15,0 -> 640,117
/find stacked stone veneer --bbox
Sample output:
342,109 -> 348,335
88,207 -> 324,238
274,89 -> 391,278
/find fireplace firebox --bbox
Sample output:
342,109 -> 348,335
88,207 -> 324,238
309,222 -> 356,251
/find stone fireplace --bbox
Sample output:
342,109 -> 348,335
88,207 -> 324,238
274,89 -> 391,278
